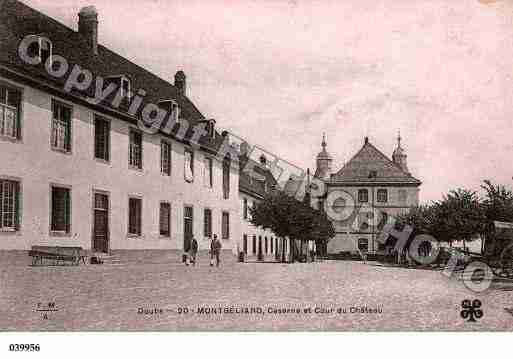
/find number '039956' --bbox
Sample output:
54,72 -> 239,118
8,344 -> 40,352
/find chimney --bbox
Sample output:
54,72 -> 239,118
175,70 -> 186,96
259,154 -> 267,167
78,6 -> 98,55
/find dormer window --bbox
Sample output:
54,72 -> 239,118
28,36 -> 52,65
106,75 -> 131,99
39,38 -> 52,65
158,100 -> 179,121
206,119 -> 215,138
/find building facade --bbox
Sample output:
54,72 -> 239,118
0,1 -> 242,255
238,155 -> 281,261
312,135 -> 422,255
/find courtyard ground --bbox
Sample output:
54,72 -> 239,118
1,255 -> 512,331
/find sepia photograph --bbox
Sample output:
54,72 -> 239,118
1,0 -> 513,347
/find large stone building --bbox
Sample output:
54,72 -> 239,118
0,0 -> 289,264
0,0 -> 244,258
312,134 -> 422,255
238,154 -> 282,261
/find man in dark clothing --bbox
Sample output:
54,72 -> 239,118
210,234 -> 222,267
190,237 -> 198,266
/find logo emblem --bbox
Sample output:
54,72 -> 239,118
460,299 -> 483,322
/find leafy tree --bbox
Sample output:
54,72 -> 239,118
480,180 -> 513,252
250,191 -> 335,262
436,189 -> 485,248
397,189 -> 484,249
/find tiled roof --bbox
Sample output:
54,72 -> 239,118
238,156 -> 278,199
330,139 -> 421,185
0,0 -> 227,153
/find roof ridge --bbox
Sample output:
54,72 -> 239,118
10,0 -> 204,119
333,139 -> 420,183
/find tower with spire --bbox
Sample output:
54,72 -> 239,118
314,133 -> 333,180
392,130 -> 409,174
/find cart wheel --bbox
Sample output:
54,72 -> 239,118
499,243 -> 513,279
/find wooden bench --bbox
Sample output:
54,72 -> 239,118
29,246 -> 87,266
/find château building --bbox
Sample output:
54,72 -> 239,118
312,134 -> 422,255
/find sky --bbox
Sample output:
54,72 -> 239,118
23,0 -> 513,202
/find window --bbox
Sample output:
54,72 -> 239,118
377,189 -> 388,203
332,197 -> 346,214
51,100 -> 72,152
271,237 -> 274,254
222,156 -> 230,199
184,206 -> 193,245
159,202 -> 171,237
121,77 -> 131,99
243,198 -> 248,220
358,211 -> 371,231
158,100 -> 180,126
206,120 -> 215,138
358,189 -> 368,203
128,197 -> 142,236
107,75 -> 131,99
51,186 -> 70,233
0,85 -> 21,139
28,37 -> 52,65
398,189 -> 408,204
243,234 -> 248,255
94,115 -> 110,161
222,212 -> 229,239
248,201 -> 253,220
378,211 -> 388,230
265,237 -> 268,254
358,238 -> 369,252
129,129 -> 142,169
204,208 -> 212,238
203,157 -> 213,188
368,170 -> 378,179
252,235 -> 256,254
161,141 -> 172,175
0,179 -> 20,231
184,148 -> 194,183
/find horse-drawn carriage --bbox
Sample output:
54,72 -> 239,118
480,221 -> 513,279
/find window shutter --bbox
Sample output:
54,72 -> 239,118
184,150 -> 194,182
223,157 -> 230,199
65,189 -> 71,233
0,181 -> 3,228
203,158 -> 208,187
95,119 -> 101,159
105,121 -> 110,161
64,107 -> 71,152
8,90 -> 21,139
14,182 -> 20,230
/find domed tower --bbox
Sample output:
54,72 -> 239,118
392,131 -> 409,173
314,133 -> 333,180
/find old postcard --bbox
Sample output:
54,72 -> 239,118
1,0 -> 513,338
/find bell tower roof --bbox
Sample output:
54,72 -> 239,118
392,130 -> 405,157
392,130 -> 409,174
317,133 -> 332,160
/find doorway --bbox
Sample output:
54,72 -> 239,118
92,192 -> 109,253
184,206 -> 193,252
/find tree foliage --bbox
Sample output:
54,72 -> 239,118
249,191 -> 335,258
397,181 -> 513,246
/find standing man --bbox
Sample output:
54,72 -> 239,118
190,236 -> 198,266
210,234 -> 222,267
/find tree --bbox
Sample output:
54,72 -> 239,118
436,189 -> 485,248
397,189 -> 484,249
250,191 -> 335,262
480,180 -> 513,252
